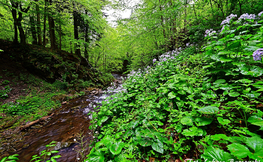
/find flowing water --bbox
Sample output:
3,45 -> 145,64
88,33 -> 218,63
0,74 -> 125,162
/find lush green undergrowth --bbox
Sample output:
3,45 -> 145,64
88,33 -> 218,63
0,71 -> 88,129
2,12 -> 263,162
85,13 -> 263,162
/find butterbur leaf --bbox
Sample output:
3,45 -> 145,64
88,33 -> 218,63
217,117 -> 231,125
109,141 -> 125,155
253,150 -> 263,160
195,117 -> 213,126
139,138 -> 152,147
245,136 -> 263,153
218,51 -> 231,55
181,116 -> 194,126
87,150 -> 105,162
227,143 -> 250,158
237,79 -> 253,84
201,146 -> 234,161
114,153 -> 130,162
182,127 -> 204,137
248,116 -> 263,126
198,106 -> 219,114
98,116 -> 109,126
168,92 -> 176,99
219,56 -> 232,62
210,134 -> 228,141
151,139 -> 164,154
211,54 -> 220,61
214,79 -> 226,85
229,92 -> 240,97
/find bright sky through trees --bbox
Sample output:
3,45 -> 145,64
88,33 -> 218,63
103,0 -> 140,26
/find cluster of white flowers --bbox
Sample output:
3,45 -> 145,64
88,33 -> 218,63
238,13 -> 256,21
221,14 -> 237,25
205,29 -> 217,37
259,11 -> 263,17
153,48 -> 182,65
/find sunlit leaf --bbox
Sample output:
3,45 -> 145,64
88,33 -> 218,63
198,106 -> 219,114
227,143 -> 250,158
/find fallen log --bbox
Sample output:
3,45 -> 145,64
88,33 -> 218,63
19,113 -> 54,131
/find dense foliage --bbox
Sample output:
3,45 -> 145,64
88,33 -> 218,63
86,12 -> 263,161
1,0 -> 263,161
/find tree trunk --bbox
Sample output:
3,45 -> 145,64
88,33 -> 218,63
48,0 -> 57,49
30,16 -> 38,44
59,22 -> 62,50
36,1 -> 42,45
73,10 -> 81,56
11,3 -> 18,44
17,12 -> 26,44
84,10 -> 89,62
159,0 -> 166,45
43,0 -> 47,46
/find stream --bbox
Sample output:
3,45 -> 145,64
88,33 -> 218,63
0,74 -> 125,162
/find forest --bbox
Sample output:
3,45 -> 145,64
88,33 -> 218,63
1,0 -> 263,161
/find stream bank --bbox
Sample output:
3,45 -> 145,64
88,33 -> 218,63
0,74 -> 125,162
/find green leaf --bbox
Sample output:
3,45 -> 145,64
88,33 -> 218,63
109,141 -> 125,155
227,143 -> 250,158
138,138 -> 152,147
219,56 -> 232,62
248,116 -> 263,126
218,51 -> 231,55
228,41 -> 241,49
198,106 -> 219,114
98,116 -> 109,126
245,136 -> 263,153
214,79 -> 226,85
181,116 -> 194,126
201,146 -> 234,161
217,117 -> 231,125
114,153 -> 130,162
210,134 -> 228,141
182,127 -> 204,137
51,155 -> 61,159
211,54 -> 220,61
88,151 -> 105,162
151,139 -> 164,154
1,157 -> 7,162
228,91 -> 240,97
168,92 -> 176,99
195,117 -> 213,126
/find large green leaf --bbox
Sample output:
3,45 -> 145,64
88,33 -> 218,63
114,153 -> 130,162
248,116 -> 263,126
228,91 -> 240,97
217,117 -> 231,125
245,136 -> 263,153
109,141 -> 125,155
151,139 -> 164,154
210,134 -> 228,141
227,143 -> 250,158
195,117 -> 213,126
138,138 -> 152,147
98,116 -> 109,126
181,116 -> 194,126
202,146 -> 234,161
168,92 -> 176,99
87,149 -> 105,162
219,56 -> 232,62
214,79 -> 226,85
182,127 -> 204,137
198,106 -> 219,114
